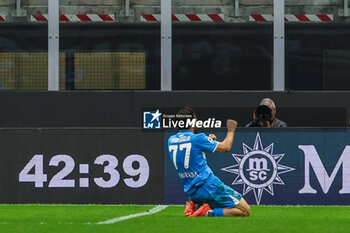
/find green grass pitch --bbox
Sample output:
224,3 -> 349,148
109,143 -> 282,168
0,205 -> 349,233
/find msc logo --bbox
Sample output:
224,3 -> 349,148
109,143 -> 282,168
143,109 -> 162,129
247,157 -> 271,181
222,133 -> 294,205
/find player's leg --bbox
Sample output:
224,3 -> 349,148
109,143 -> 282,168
188,175 -> 250,217
204,176 -> 250,217
223,198 -> 250,217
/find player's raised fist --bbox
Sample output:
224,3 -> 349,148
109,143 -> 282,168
226,119 -> 237,132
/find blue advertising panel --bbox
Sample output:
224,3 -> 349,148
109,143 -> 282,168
165,128 -> 350,205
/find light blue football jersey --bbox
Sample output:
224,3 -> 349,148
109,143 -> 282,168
167,130 -> 219,194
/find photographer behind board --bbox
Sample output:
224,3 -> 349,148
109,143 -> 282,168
245,98 -> 287,128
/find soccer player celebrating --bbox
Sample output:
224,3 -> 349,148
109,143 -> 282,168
167,107 -> 250,217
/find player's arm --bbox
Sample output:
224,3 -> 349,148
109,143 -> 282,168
215,119 -> 237,152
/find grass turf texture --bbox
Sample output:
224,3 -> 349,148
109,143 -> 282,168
0,205 -> 349,233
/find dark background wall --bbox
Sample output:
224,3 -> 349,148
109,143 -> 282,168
0,91 -> 348,127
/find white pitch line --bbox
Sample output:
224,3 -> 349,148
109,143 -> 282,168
96,205 -> 168,225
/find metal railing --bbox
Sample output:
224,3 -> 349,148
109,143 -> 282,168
345,0 -> 349,17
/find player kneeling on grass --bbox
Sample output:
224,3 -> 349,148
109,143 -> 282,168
167,107 -> 250,217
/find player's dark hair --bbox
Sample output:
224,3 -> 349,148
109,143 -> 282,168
177,107 -> 197,130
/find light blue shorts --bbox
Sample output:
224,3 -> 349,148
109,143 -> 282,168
189,174 -> 242,209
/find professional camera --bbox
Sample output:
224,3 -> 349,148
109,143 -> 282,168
254,105 -> 272,127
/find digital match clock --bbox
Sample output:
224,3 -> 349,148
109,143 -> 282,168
19,154 -> 150,189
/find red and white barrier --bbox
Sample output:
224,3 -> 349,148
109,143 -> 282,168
141,14 -> 224,22
31,14 -> 115,22
0,15 -> 6,21
27,13 -> 334,23
250,14 -> 333,22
